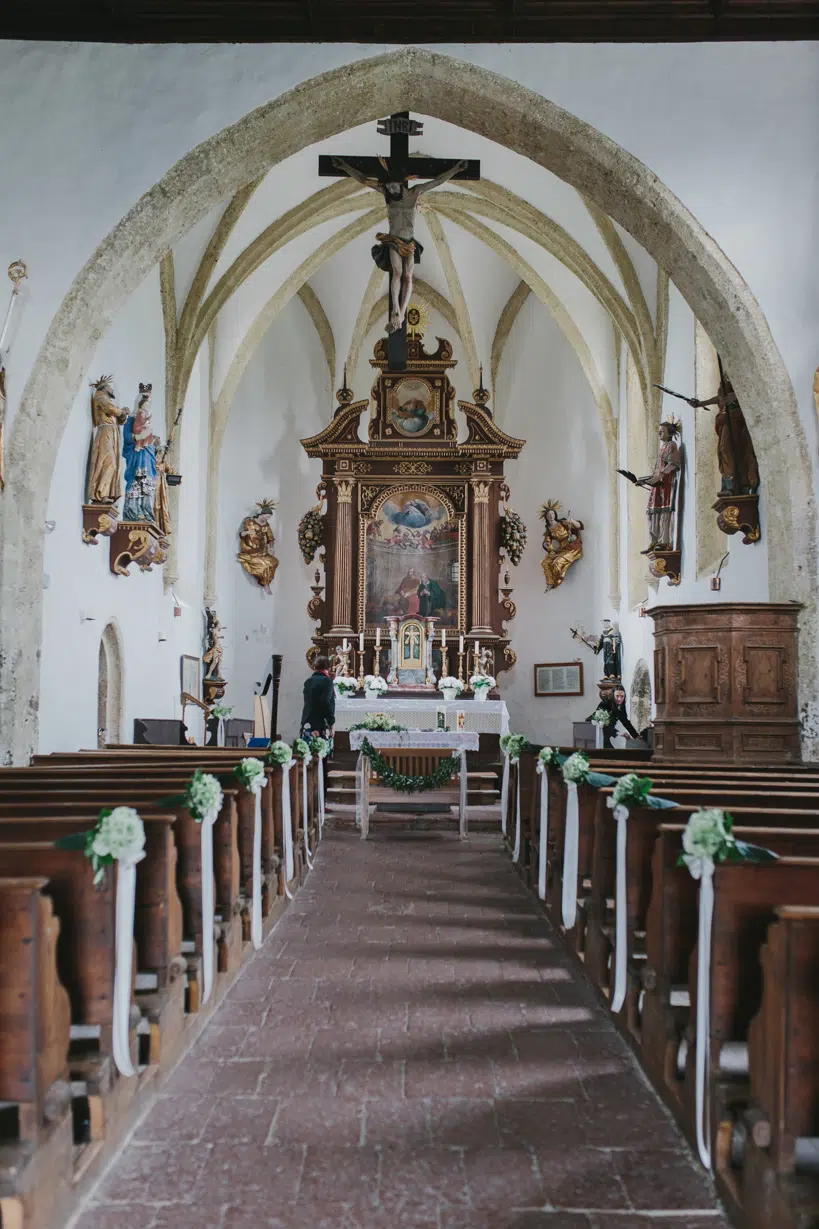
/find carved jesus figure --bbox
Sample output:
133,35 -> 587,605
331,156 -> 468,333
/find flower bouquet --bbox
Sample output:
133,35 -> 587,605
439,675 -> 463,702
233,757 -> 266,793
500,732 -> 528,762
364,674 -> 388,701
268,739 -> 295,767
55,805 -> 146,886
309,734 -> 331,759
470,673 -> 496,702
291,738 -> 311,761
679,807 -> 777,879
561,751 -> 616,790
350,714 -> 407,733
334,676 -> 358,698
590,707 -> 611,727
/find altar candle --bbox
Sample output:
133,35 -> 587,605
441,629 -> 446,647
376,627 -> 381,647
474,640 -> 479,655
459,635 -> 464,653
359,633 -> 364,652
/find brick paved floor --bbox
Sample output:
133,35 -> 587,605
82,828 -> 731,1229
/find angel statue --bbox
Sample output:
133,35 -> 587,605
237,499 -> 280,593
86,375 -> 129,505
330,155 -> 468,334
539,500 -> 584,591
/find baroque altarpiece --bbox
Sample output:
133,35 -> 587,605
301,330 -> 525,689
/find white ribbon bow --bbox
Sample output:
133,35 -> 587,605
511,756 -> 522,864
687,853 -> 715,1171
302,759 -> 314,870
535,761 -> 549,900
500,750 -> 510,836
112,849 -> 146,1077
561,781 -> 580,929
606,798 -> 629,1013
249,777 -> 268,950
316,751 -> 327,835
280,760 -> 296,898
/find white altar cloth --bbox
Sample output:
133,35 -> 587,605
349,730 -> 480,841
336,697 -> 509,736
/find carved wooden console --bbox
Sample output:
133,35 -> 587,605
648,602 -> 802,763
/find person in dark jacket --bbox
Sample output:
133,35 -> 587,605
590,685 -> 639,749
300,656 -> 335,738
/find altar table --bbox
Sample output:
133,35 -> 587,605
336,698 -> 509,736
349,729 -> 480,840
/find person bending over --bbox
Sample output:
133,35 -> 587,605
590,685 -> 639,749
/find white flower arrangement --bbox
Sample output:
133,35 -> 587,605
234,757 -> 266,792
500,733 -> 528,762
681,807 -> 734,875
211,705 -> 233,719
591,707 -> 612,727
291,738 -> 311,760
55,806 -> 147,886
561,751 -> 591,784
309,734 -> 330,759
470,674 -> 496,690
268,739 -> 294,766
335,676 -> 358,695
186,770 -> 224,822
538,746 -> 559,766
439,676 -> 463,694
364,674 -> 388,693
612,772 -> 651,807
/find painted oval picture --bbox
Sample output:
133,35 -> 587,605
387,377 -> 436,437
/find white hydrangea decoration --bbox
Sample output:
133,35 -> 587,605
335,677 -> 358,694
538,746 -> 558,766
187,771 -> 223,823
612,773 -> 640,806
90,807 -> 146,884
591,707 -> 611,727
364,675 -> 388,692
561,751 -> 590,784
236,757 -> 266,793
439,676 -> 463,693
681,808 -> 734,877
470,674 -> 496,689
269,739 -> 294,766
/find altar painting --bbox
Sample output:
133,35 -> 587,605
365,490 -> 458,628
387,377 -> 437,438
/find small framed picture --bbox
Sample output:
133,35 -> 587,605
181,654 -> 201,701
534,661 -> 584,697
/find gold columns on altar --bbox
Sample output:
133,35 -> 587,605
329,478 -> 355,636
468,479 -> 495,637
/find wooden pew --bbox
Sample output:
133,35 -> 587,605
0,877 -> 71,1142
740,906 -> 819,1229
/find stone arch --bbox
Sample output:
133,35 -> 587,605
629,657 -> 652,738
1,47 -> 814,762
97,621 -> 125,747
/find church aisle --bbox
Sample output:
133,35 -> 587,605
82,829 -> 730,1229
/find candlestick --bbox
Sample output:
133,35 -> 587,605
359,632 -> 365,652
357,650 -> 365,690
457,649 -> 465,685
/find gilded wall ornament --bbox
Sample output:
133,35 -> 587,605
539,500 -> 583,591
237,499 -> 279,592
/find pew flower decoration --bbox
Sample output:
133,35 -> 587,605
611,773 -> 653,808
561,751 -> 591,784
291,738 -> 311,761
55,807 -> 147,886
679,807 -> 778,879
268,739 -> 295,767
538,746 -> 562,767
590,707 -> 611,727
234,757 -> 266,793
212,705 -> 233,719
500,733 -> 528,762
184,770 -> 224,823
309,734 -> 330,759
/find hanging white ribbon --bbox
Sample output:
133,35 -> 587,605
607,799 -> 629,1013
562,781 -> 580,929
458,749 -> 468,840
250,778 -> 267,950
594,723 -> 604,750
112,851 -> 145,1077
535,761 -> 549,900
359,752 -> 371,840
200,804 -> 219,1004
316,751 -> 327,835
281,760 -> 296,899
689,856 -> 715,1171
500,750 -> 510,835
301,759 -> 314,870
511,757 -> 522,863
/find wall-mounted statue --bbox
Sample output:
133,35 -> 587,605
572,619 -> 623,683
619,418 -> 682,554
237,499 -> 280,593
87,375 -> 129,505
203,607 -> 226,683
539,500 -> 584,591
122,383 -> 160,523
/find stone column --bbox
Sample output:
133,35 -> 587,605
468,480 -> 495,637
329,478 -> 355,636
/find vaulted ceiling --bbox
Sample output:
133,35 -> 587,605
9,0 -> 819,40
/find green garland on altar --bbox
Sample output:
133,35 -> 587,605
360,737 -> 461,794
350,716 -> 408,733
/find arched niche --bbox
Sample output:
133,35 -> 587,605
97,622 -> 124,747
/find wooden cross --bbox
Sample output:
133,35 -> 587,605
319,113 -> 480,370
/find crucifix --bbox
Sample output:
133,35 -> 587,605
319,113 -> 480,369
